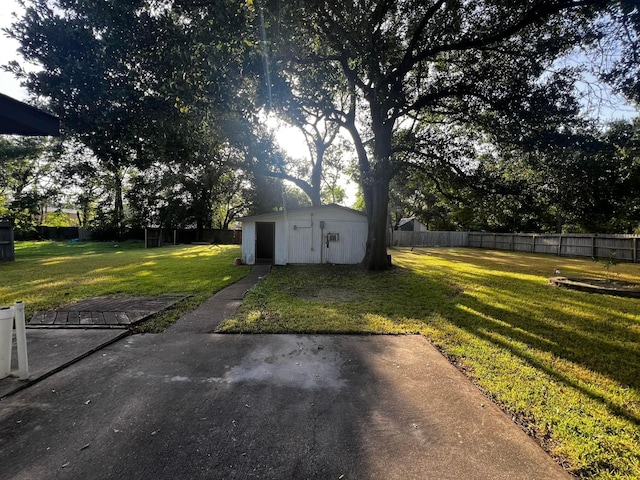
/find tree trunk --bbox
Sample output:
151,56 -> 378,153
309,141 -> 325,206
308,188 -> 322,207
361,112 -> 394,270
113,171 -> 124,240
346,108 -> 394,270
555,210 -> 564,234
363,177 -> 392,270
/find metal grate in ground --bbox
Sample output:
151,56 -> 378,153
29,295 -> 189,329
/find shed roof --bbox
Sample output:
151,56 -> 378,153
240,204 -> 366,222
0,93 -> 60,136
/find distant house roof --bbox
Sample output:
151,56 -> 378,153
239,204 -> 367,222
397,217 -> 428,231
397,217 -> 415,229
0,93 -> 60,136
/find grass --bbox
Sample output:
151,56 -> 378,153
0,241 -> 250,332
218,247 -> 640,479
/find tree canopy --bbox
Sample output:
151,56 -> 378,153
5,0 -> 639,263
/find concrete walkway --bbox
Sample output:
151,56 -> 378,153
0,265 -> 572,479
167,264 -> 271,333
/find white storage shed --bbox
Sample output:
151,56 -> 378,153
240,204 -> 368,265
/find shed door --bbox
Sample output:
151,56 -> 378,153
255,222 -> 275,264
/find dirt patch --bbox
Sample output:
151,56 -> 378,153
285,285 -> 360,303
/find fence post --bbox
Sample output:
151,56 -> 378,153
557,234 -> 563,256
13,301 -> 29,380
0,221 -> 15,262
531,234 -> 536,253
634,237 -> 638,263
0,306 -> 13,379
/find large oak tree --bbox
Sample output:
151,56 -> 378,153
263,0 -> 637,269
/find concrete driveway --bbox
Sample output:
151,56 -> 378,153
0,332 -> 570,479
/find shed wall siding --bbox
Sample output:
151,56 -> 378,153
414,220 -> 428,232
241,222 -> 256,265
288,211 -> 321,263
274,219 -> 288,265
321,218 -> 367,264
241,206 -> 367,265
287,208 -> 367,264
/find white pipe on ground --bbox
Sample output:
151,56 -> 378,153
0,306 -> 13,379
13,301 -> 29,380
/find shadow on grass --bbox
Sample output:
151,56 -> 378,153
398,251 -> 640,424
219,250 -> 640,477
1,242 -> 247,317
452,291 -> 640,424
224,255 -> 640,428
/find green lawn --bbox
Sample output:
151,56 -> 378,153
2,242 -> 639,477
218,247 -> 640,480
0,241 -> 249,331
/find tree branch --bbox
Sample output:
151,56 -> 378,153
394,0 -> 605,84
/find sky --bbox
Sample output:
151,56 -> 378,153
0,0 -> 28,101
1,0 -> 635,179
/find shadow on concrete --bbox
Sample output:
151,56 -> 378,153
0,333 -> 570,479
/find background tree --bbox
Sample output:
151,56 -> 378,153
9,0 -> 638,249
392,118 -> 640,233
320,142 -> 349,205
211,169 -> 254,230
9,0 -> 260,238
0,136 -> 61,237
10,0 -> 164,235
257,114 -> 339,207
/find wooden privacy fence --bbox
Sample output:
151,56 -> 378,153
388,230 -> 640,263
468,232 -> 639,263
389,230 -> 469,248
144,228 -> 242,248
145,228 -> 163,248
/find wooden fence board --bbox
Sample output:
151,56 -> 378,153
388,230 -> 639,263
389,230 -> 468,247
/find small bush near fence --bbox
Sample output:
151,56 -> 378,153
388,230 -> 640,263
